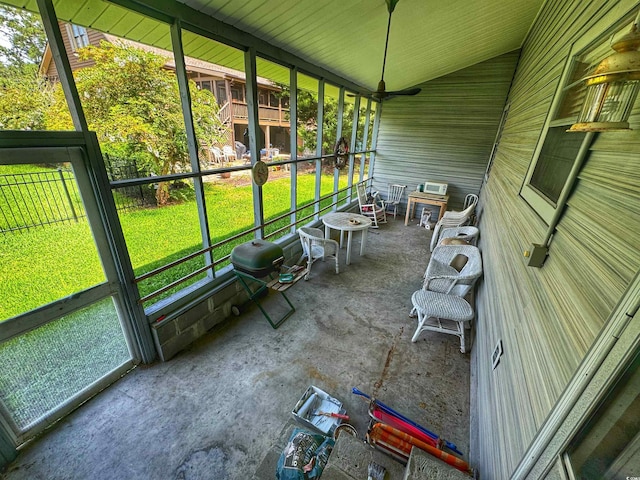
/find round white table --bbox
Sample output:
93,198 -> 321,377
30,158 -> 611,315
322,212 -> 373,265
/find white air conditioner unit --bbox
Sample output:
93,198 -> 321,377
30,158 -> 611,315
423,182 -> 448,195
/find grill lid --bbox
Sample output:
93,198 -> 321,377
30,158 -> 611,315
231,240 -> 284,277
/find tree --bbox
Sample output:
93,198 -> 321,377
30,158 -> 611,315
46,41 -> 226,205
279,85 -> 353,158
0,5 -> 51,130
0,70 -> 51,130
0,5 -> 47,69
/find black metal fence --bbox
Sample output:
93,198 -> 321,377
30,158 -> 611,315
104,154 -> 156,211
0,168 -> 85,234
0,156 -> 155,234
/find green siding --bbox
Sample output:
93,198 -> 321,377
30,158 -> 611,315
475,0 -> 640,477
373,51 -> 519,213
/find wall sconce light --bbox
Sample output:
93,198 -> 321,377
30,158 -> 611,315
568,14 -> 640,132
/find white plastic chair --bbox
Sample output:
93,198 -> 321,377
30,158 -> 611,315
297,227 -> 339,280
222,145 -> 237,162
386,184 -> 406,219
209,147 -> 225,164
430,194 -> 478,251
410,244 -> 483,352
356,183 -> 387,228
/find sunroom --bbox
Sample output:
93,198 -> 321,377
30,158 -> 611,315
1,0 -> 639,479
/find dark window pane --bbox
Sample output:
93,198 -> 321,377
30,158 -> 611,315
566,354 -> 640,479
530,127 -> 586,204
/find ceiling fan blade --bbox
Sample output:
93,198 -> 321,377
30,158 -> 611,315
387,87 -> 421,96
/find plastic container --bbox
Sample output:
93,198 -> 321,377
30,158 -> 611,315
291,386 -> 345,436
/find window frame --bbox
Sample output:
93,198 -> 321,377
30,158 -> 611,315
66,24 -> 89,51
520,44 -> 595,224
521,9 -> 637,224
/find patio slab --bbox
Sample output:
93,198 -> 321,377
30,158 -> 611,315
1,216 -> 472,480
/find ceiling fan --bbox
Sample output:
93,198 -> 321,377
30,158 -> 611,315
363,0 -> 421,101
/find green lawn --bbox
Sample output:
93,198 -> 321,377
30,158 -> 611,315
1,167 -> 352,320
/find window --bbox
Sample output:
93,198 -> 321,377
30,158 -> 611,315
215,81 -> 227,103
67,24 -> 89,51
258,89 -> 267,105
521,13 -> 635,223
197,80 -> 212,93
231,85 -> 244,102
563,351 -> 640,479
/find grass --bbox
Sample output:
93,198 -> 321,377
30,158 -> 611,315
1,166 -> 352,320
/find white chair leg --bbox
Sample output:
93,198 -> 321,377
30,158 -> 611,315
411,312 -> 425,342
304,258 -> 313,280
458,321 -> 466,353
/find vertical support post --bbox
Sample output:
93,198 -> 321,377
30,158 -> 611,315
360,98 -> 372,184
369,105 -> 382,183
0,414 -> 17,472
347,95 -> 361,203
245,47 -> 264,238
58,168 -> 78,222
314,79 -> 324,219
170,20 -> 213,272
289,68 -> 299,234
333,86 -> 345,210
36,0 -> 89,133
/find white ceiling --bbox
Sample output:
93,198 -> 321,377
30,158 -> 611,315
4,0 -> 545,93
175,0 -> 545,91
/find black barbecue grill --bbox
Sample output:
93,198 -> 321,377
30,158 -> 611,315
230,239 -> 304,329
230,240 -> 284,277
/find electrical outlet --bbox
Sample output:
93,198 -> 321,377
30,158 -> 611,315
492,339 -> 503,370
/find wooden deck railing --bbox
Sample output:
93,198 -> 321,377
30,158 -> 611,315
232,102 -> 289,124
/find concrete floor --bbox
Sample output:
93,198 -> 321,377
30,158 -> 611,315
1,216 -> 472,480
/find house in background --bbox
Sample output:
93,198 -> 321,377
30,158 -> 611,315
39,22 -> 292,157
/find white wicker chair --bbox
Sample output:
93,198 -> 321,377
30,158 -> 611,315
297,227 -> 339,280
436,225 -> 480,247
422,244 -> 482,296
356,183 -> 387,228
410,245 -> 483,352
429,193 -> 478,251
386,184 -> 406,219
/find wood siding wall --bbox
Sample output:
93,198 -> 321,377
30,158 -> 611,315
44,23 -> 104,78
474,0 -> 640,478
373,51 -> 519,215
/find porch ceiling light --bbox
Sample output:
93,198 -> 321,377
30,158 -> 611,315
569,18 -> 640,132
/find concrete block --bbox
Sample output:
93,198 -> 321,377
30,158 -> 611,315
156,324 -> 200,361
176,310 -> 202,332
211,282 -> 237,305
152,321 -> 176,345
319,464 -> 355,480
403,447 -> 471,480
202,308 -> 226,331
325,433 -> 405,479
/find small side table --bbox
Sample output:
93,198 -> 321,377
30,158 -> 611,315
322,212 -> 373,265
405,192 -> 449,226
